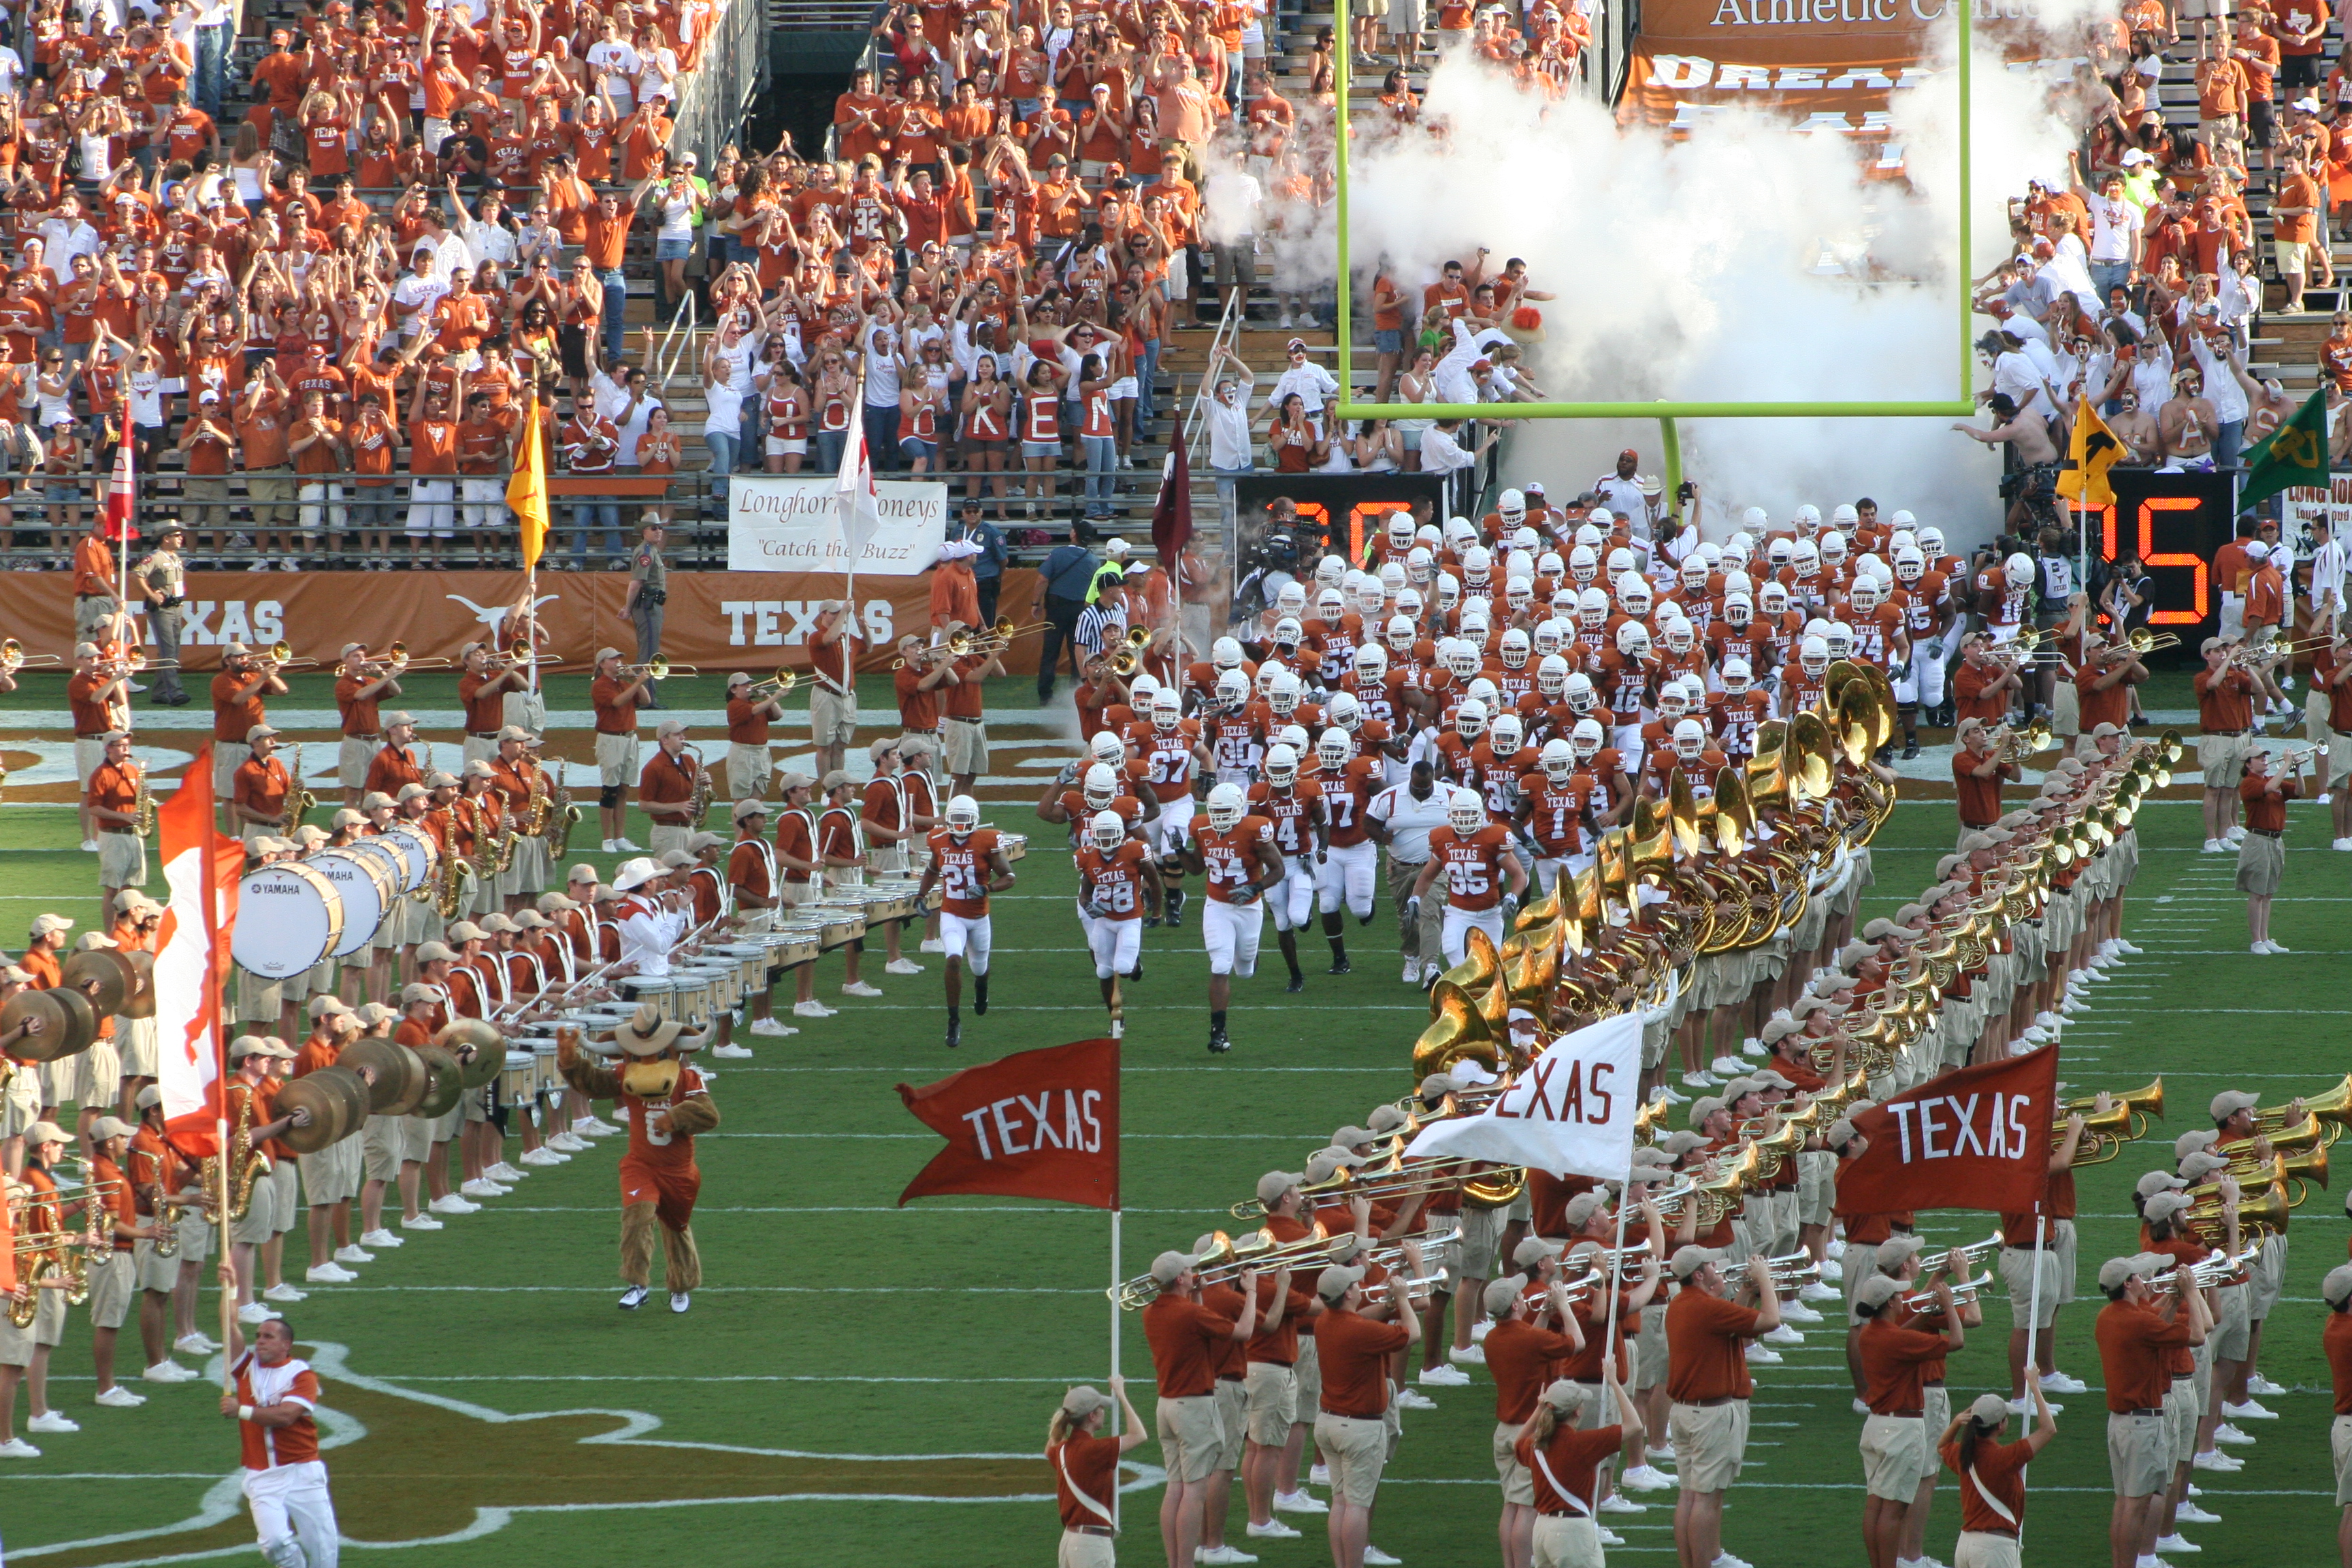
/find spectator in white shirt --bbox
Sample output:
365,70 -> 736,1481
1203,347 -> 1256,479
35,196 -> 101,285
1261,338 -> 1338,434
1419,418 -> 1494,477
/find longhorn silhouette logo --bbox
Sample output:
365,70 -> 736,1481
446,593 -> 561,642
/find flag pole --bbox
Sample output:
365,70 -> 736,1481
1110,1202 -> 1123,1531
1602,1158 -> 1631,1371
2021,1212 -> 2046,1411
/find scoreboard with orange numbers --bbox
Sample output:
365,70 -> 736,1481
2083,468 -> 2236,645
1233,474 -> 1450,570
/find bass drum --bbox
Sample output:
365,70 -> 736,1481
307,851 -> 399,958
230,863 -> 345,980
377,824 -> 440,896
340,836 -> 414,907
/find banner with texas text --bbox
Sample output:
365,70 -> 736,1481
1831,1043 -> 2057,1216
727,474 -> 948,575
896,1038 -> 1121,1209
0,570 -> 1043,675
1405,1013 -> 1642,1181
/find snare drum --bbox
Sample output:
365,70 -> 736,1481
670,973 -> 713,1026
530,1037 -> 558,1100
622,976 -> 679,1022
231,863 -> 346,979
498,1050 -> 535,1107
307,849 -> 401,958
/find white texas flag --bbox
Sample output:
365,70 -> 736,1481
1405,1012 -> 1644,1180
154,746 -> 240,1122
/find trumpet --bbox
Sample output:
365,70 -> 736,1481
747,668 -> 800,696
2257,743 -> 2322,772
0,637 -> 62,671
618,657 -> 697,681
2150,1241 -> 2266,1290
1899,1269 -> 1995,1312
1761,1250 -> 1821,1286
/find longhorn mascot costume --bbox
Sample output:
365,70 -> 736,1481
557,1003 -> 718,1311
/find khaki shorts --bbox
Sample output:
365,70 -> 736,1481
596,731 -> 641,789
1861,1413 -> 1926,1501
945,716 -> 989,776
1669,1399 -> 1749,1492
298,1138 -> 360,1207
98,828 -> 146,887
0,1281 -> 65,1362
118,1014 -> 159,1080
1058,1530 -> 1116,1568
2053,1218 -> 2078,1305
2211,1281 -> 2252,1361
2198,732 -> 2253,790
235,965 -> 283,1028
649,823 -> 693,862
2108,1409 -> 2170,1497
74,1036 -> 121,1109
75,734 -> 108,786
1532,1514 -> 1607,1568
1314,1411 -> 1389,1505
363,1113 -> 431,1181
1493,1418 -> 1534,1504
2333,1414 -> 2352,1505
215,740 -> 252,797
1635,1303 -> 1668,1392
1458,1202 -> 1508,1281
2235,831 -> 2285,896
1955,1531 -> 2023,1568
338,736 -> 376,789
1798,1149 -> 1835,1228
135,1234 -> 180,1294
1211,1377 -> 1245,1471
811,685 -> 858,746
229,1162 -> 283,1243
1999,1245 -> 2061,1329
1155,1392 -> 1224,1484
2276,238 -> 2312,277
2253,1228 -> 2289,1319
1844,1240 -> 1882,1325
1244,1360 -> 1296,1443
1922,1384 -> 1950,1483
1294,1335 -> 1321,1415
725,741 -> 772,801
2165,1373 -> 2199,1465
85,1248 -> 135,1328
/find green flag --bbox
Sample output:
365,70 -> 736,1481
2240,387 -> 2330,509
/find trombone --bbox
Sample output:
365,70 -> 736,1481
747,668 -> 800,696
368,640 -> 455,672
617,657 -> 697,681
2124,627 -> 2182,655
0,638 -> 62,672
259,640 -> 320,672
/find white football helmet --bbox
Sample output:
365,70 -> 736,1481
1454,697 -> 1490,741
1268,669 -> 1303,716
1275,581 -> 1308,617
1825,622 -> 1855,659
1759,583 -> 1791,615
1090,809 -> 1126,852
1577,587 -> 1610,630
1568,544 -> 1599,585
1791,540 -> 1821,577
1588,507 -> 1616,529
1890,508 -> 1917,529
1767,538 -> 1793,569
1444,515 -> 1478,553
1465,679 -> 1500,710
1314,554 -> 1347,589
1130,672 -> 1160,702
1721,657 -> 1753,693
1326,691 -> 1363,731
945,794 -> 981,836
1271,617 -> 1304,650
1405,545 -> 1435,585
1490,713 -> 1524,755
1396,588 -> 1424,617
1151,689 -> 1183,728
1570,717 -> 1605,759
1606,547 -> 1637,581
1616,622 -> 1652,658
1917,526 -> 1946,556
1831,502 -> 1859,530
1206,782 -> 1246,832
1819,531 -> 1848,563
1723,592 -> 1754,627
1617,574 -> 1653,617
1377,560 -> 1407,594
1662,619 -> 1696,654
1888,529 -> 1918,556
1532,620 -> 1565,659
1505,574 -> 1534,612
1446,788 -> 1487,835
1435,573 -> 1462,612
1793,503 -> 1822,532
1316,728 -> 1352,770
1565,672 -> 1598,715
1894,547 -> 1925,584
1540,737 -> 1575,782
1799,636 -> 1831,677
1657,683 -> 1690,720
1740,506 -> 1769,532
1537,550 -> 1565,581
1680,556 -> 1711,592
1083,763 -> 1120,808
1497,487 -> 1526,527
1536,652 -> 1570,698
1316,588 -> 1347,623
1415,523 -> 1443,549
1215,668 -> 1251,708
1212,636 -> 1245,670
1849,576 -> 1882,612
1090,730 -> 1125,766
1442,640 -> 1481,681
1673,718 -> 1707,760
2004,551 -> 2035,585
1385,615 -> 1418,655
1354,644 -> 1388,683
1386,511 -> 1416,552
1499,628 -> 1531,669
1277,723 -> 1309,754
1264,742 -> 1298,787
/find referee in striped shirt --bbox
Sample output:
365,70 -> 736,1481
1073,568 -> 1128,671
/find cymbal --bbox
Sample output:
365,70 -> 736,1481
270,1075 -> 349,1154
339,1036 -> 427,1115
309,1065 -> 374,1139
0,991 -> 75,1063
438,1018 -> 504,1090
45,986 -> 97,1060
119,949 -> 156,1019
59,949 -> 133,1017
413,1045 -> 466,1119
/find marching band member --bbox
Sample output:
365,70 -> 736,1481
1852,1262 -> 1965,1568
1486,1273 -> 1583,1568
612,857 -> 690,982
1310,1261 -> 1420,1568
557,1004 -> 719,1313
638,719 -> 706,863
591,649 -> 658,853
1518,1371 -> 1643,1568
84,731 -> 144,930
808,601 -> 862,782
333,644 -> 403,809
210,642 -> 289,825
1045,1379 -> 1148,1568
218,1311 -> 342,1568
2236,745 -> 2306,954
817,771 -> 884,1000
1938,1387 -> 2055,1568
722,799 -> 794,1043
231,724 -> 295,847
1142,1248 -> 1260,1568
2097,1252 -> 2210,1568
1181,783 -> 1288,1054
1665,1245 -> 1781,1568
291,1003 -> 367,1284
2195,636 -> 2259,853
723,670 -> 785,803
860,738 -> 926,978
2323,1264 -> 2352,1568
82,1113 -> 154,1411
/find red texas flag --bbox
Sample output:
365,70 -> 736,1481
896,1039 -> 1120,1209
1832,1045 -> 2059,1218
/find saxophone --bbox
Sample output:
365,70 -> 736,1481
427,804 -> 475,917
282,743 -> 315,832
133,768 -> 157,836
466,794 -> 502,881
684,745 -> 711,828
551,773 -> 583,860
201,1094 -> 272,1225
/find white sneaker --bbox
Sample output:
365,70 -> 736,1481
94,1386 -> 146,1408
263,1284 -> 306,1303
1599,1527 -> 1627,1547
1855,1398 -> 1874,1414
1309,1463 -> 1331,1486
2226,825 -> 2247,842
1470,1319 -> 1494,1343
1198,1548 -> 1260,1565
0,1439 -> 39,1456
1655,1083 -> 1690,1105
1708,1055 -> 1746,1075
884,958 -> 923,975
2176,1501 -> 2223,1523
2247,1374 -> 2287,1396
1710,1554 -> 1754,1568
601,839 -> 617,853
26,1410 -> 78,1432
1647,1446 -> 1679,1463
236,1301 -> 275,1323
841,981 -> 884,997
612,836 -> 643,851
1800,1281 -> 1842,1303
575,1116 -> 620,1135
1744,1343 -> 1782,1365
918,938 -> 947,953
1245,1520 -> 1303,1540
1780,1301 -> 1824,1324
2214,1422 -> 2255,1446
519,1147 -> 563,1166
360,1228 -> 405,1248
80,837 -> 99,852
1680,1071 -> 1720,1090
142,1360 -> 198,1382
2040,1371 -> 2087,1394
334,1245 -> 374,1264
2154,1533 -> 2201,1554
794,1000 -> 838,1017
1597,1492 -> 1646,1514
1418,1362 -> 1471,1386
488,1162 -> 527,1181
1448,1343 -> 1486,1365
304,1264 -> 357,1284
2334,837 -> 2352,851
1402,959 -> 1421,983
1819,1256 -> 1843,1282
1394,1387 -> 1437,1409
1274,1490 -> 1328,1514
1362,1548 -> 1401,1567
2203,838 -> 2228,853
460,1179 -> 504,1198
2113,940 -> 2144,956
2191,1449 -> 2243,1471
748,1017 -> 796,1036
1620,1463 -> 1677,1490
406,1210 -> 451,1228
548,1133 -> 590,1152
1762,1324 -> 1805,1346
2253,940 -> 2279,954
2223,1397 -> 2278,1420
710,1043 -> 754,1059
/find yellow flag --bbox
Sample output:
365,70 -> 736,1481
507,394 -> 551,570
2057,400 -> 2121,507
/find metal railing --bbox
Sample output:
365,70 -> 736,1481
1182,283 -> 1247,464
670,0 -> 771,167
653,291 -> 702,386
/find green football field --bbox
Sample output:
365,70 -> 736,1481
2,670 -> 2347,1568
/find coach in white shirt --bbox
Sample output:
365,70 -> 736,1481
1368,760 -> 1453,984
612,858 -> 689,979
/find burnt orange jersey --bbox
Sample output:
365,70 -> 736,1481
1198,815 -> 1278,903
928,825 -> 1001,917
1247,778 -> 1326,858
1428,821 -> 1512,911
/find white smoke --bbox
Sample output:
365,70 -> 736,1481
1226,27 -> 2102,550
